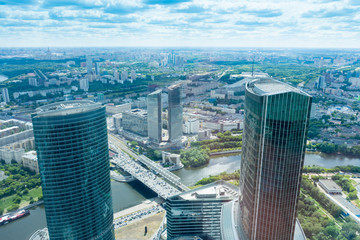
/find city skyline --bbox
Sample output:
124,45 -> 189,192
0,0 -> 359,48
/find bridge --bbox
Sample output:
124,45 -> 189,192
109,133 -> 190,199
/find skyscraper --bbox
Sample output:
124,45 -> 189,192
238,79 -> 311,240
168,84 -> 183,143
32,101 -> 114,240
147,90 -> 162,143
1,88 -> 10,103
86,55 -> 93,77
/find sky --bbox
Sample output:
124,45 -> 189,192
0,0 -> 359,48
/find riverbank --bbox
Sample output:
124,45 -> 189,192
209,149 -> 242,156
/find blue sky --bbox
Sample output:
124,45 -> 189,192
0,0 -> 359,48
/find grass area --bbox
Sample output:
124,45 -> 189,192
0,187 -> 42,213
115,212 -> 165,240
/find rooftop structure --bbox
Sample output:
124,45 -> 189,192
35,100 -> 100,117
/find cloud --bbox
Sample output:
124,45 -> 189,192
172,5 -> 206,13
144,0 -> 192,5
0,0 -> 38,5
302,7 -> 359,18
235,20 -> 271,27
41,0 -> 99,9
243,9 -> 283,18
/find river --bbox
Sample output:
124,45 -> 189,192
1,153 -> 359,239
0,75 -> 8,82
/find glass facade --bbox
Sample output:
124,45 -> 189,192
32,101 -> 114,240
168,84 -> 183,143
147,90 -> 162,143
166,181 -> 238,240
239,79 -> 312,240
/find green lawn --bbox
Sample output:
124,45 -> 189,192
0,187 -> 42,213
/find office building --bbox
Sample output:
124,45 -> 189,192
168,84 -> 183,143
122,109 -> 148,137
1,88 -> 10,103
95,62 -> 101,77
238,79 -> 311,240
121,70 -> 128,82
147,90 -> 162,143
32,101 -> 114,240
166,180 -> 238,240
22,150 -> 39,174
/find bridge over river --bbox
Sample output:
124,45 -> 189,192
109,133 -> 189,200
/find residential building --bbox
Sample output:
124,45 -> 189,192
1,88 -> 10,103
80,78 -> 89,92
183,118 -> 199,134
147,90 -> 162,143
238,78 -> 311,240
22,150 -> 39,174
168,84 -> 183,143
32,101 -> 114,240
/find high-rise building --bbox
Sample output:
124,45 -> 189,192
168,84 -> 183,143
238,79 -> 311,240
121,70 -> 128,82
32,101 -> 114,240
131,70 -> 136,80
95,62 -> 101,77
1,88 -> 10,103
147,90 -> 162,143
86,55 -> 93,77
80,78 -> 89,92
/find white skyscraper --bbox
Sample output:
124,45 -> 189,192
80,79 -> 89,92
114,70 -> 119,82
1,88 -> 10,103
121,70 -> 128,82
131,70 -> 136,81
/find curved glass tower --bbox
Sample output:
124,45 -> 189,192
239,79 -> 311,240
32,101 -> 114,240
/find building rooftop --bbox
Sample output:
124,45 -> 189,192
149,89 -> 162,95
246,78 -> 311,97
22,151 -> 37,161
319,179 -> 342,191
34,100 -> 101,117
175,180 -> 239,201
168,83 -> 182,90
124,109 -> 147,118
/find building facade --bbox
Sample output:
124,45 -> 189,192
32,101 -> 114,240
122,109 -> 148,137
166,181 -> 238,240
168,84 -> 183,143
147,90 -> 162,143
238,79 -> 312,240
1,88 -> 10,103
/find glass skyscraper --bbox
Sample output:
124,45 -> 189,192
32,101 -> 114,240
239,79 -> 311,240
168,84 -> 183,143
147,89 -> 162,143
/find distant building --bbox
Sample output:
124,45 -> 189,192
1,88 -> 10,103
86,55 -> 93,77
183,118 -> 199,134
22,150 -> 39,174
121,70 -> 128,82
29,78 -> 38,87
131,70 -> 136,80
166,180 -> 238,240
122,109 -> 148,137
114,70 -> 119,82
95,62 -> 101,77
147,90 -> 162,143
106,103 -> 132,115
80,78 -> 89,92
162,151 -> 181,167
168,84 -> 183,143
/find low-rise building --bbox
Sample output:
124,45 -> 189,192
319,179 -> 342,195
22,151 -> 39,174
106,103 -> 132,115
